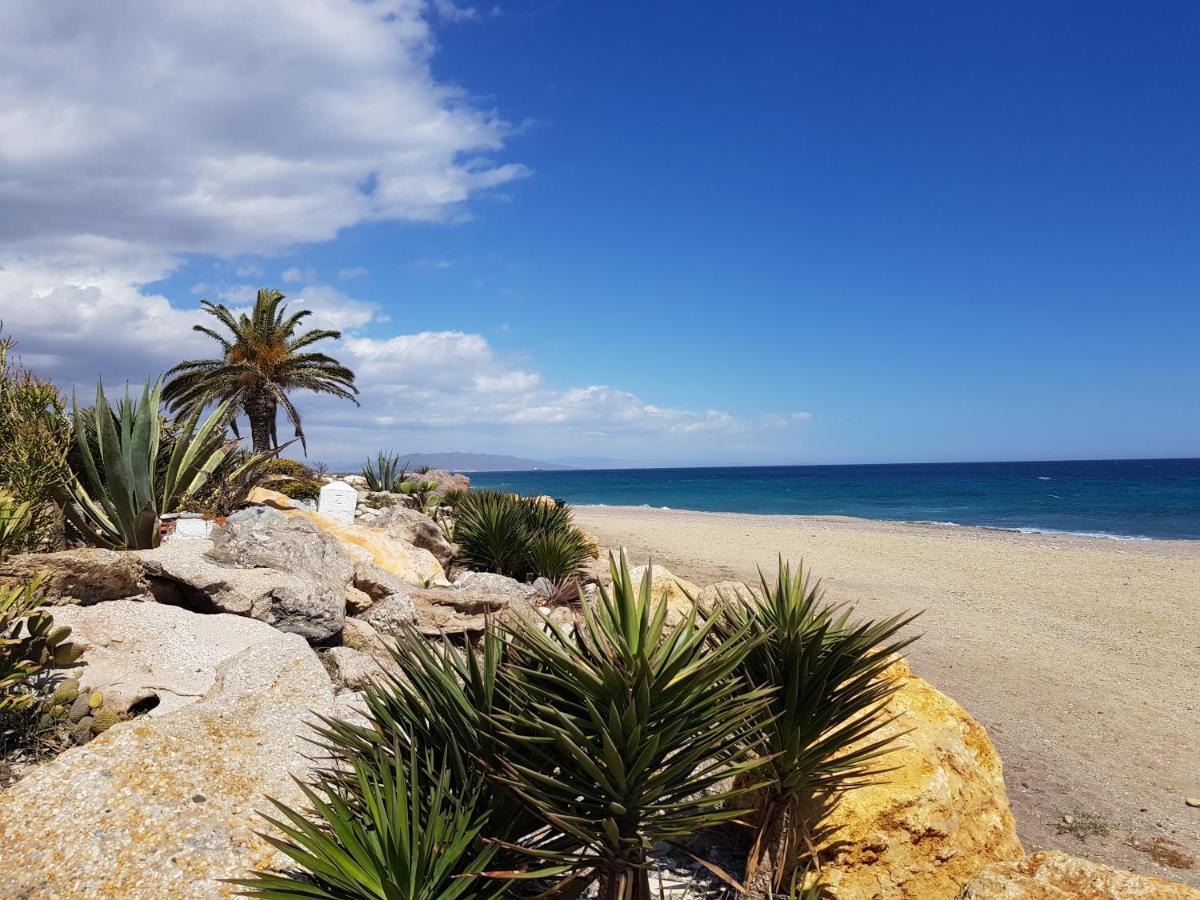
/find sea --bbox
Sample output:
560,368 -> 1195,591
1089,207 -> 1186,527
468,458 -> 1200,541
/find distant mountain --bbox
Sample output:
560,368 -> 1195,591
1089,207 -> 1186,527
397,452 -> 570,472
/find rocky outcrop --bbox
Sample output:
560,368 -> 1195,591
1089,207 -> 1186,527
803,659 -> 1024,899
0,606 -> 334,898
278,507 -> 449,588
957,851 -> 1200,899
47,600 -> 295,717
138,539 -> 346,641
420,468 -> 470,497
0,547 -> 148,605
369,504 -> 457,569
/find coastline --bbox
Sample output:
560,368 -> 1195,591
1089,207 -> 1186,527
573,504 -> 1200,884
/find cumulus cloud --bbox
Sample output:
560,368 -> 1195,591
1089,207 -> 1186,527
0,1 -> 806,463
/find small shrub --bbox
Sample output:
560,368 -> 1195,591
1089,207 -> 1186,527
271,478 -> 322,501
261,457 -> 315,480
0,331 -> 72,553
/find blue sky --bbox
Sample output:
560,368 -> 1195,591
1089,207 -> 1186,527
3,1 -> 1198,466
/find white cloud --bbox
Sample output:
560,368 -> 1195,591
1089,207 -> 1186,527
0,1 -> 807,464
432,0 -> 481,22
0,0 -> 527,388
338,266 -> 369,279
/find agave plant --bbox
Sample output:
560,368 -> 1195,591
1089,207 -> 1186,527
362,451 -> 406,493
490,551 -> 774,900
234,743 -> 507,900
57,379 -> 245,549
0,577 -> 81,716
710,559 -> 919,896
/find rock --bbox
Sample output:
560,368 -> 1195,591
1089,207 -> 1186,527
245,486 -> 301,510
276,507 -> 449,588
800,659 -> 1024,899
696,580 -> 759,609
628,564 -> 701,623
138,539 -> 345,642
226,505 -> 288,525
0,547 -> 148,605
342,474 -> 369,489
324,646 -> 388,691
341,616 -> 392,661
332,689 -> 371,728
420,468 -> 469,496
453,570 -> 538,602
0,608 -> 335,898
1186,797 -> 1200,809
48,600 -> 300,717
361,593 -> 418,636
957,851 -> 1200,899
370,504 -> 457,569
353,559 -> 413,602
405,573 -> 540,635
344,583 -> 375,615
208,512 -> 355,591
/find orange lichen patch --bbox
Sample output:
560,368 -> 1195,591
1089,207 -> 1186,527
959,850 -> 1200,899
280,506 -> 448,587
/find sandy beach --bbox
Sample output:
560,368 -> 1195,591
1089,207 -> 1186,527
574,505 -> 1200,884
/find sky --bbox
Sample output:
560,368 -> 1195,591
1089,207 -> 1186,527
1,1 -> 1197,467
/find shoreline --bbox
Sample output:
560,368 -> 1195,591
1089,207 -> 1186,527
576,503 -> 1200,552
572,504 -> 1200,885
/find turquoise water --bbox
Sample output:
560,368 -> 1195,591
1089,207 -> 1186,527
469,458 -> 1200,541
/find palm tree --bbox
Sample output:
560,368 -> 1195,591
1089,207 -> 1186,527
163,288 -> 358,453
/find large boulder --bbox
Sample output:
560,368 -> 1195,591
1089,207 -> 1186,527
323,645 -> 389,691
208,509 -> 355,591
0,605 -> 335,898
420,468 -> 469,496
47,600 -> 295,717
138,538 -> 345,641
0,547 -> 148,605
276,507 -> 449,588
370,504 -> 457,569
800,659 -> 1024,899
957,851 -> 1200,899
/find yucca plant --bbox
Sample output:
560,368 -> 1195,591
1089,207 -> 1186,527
234,743 -> 507,900
490,551 -> 775,900
0,577 -> 81,717
453,491 -> 531,578
311,626 -> 526,826
710,559 -> 919,897
454,491 -> 592,583
57,379 -> 243,549
363,451 -> 407,493
526,528 -> 593,584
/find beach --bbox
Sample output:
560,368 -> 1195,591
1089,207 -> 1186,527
574,505 -> 1200,884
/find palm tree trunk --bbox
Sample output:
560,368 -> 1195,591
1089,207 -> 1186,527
245,392 -> 278,453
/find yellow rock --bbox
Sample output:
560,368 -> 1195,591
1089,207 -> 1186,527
806,659 -> 1024,899
281,508 -> 450,588
246,486 -> 300,509
626,563 -> 700,623
245,488 -> 449,589
956,851 -> 1200,899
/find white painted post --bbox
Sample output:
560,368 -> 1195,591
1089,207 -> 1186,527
317,480 -> 358,525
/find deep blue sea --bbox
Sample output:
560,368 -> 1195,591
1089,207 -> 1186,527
469,458 -> 1200,541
